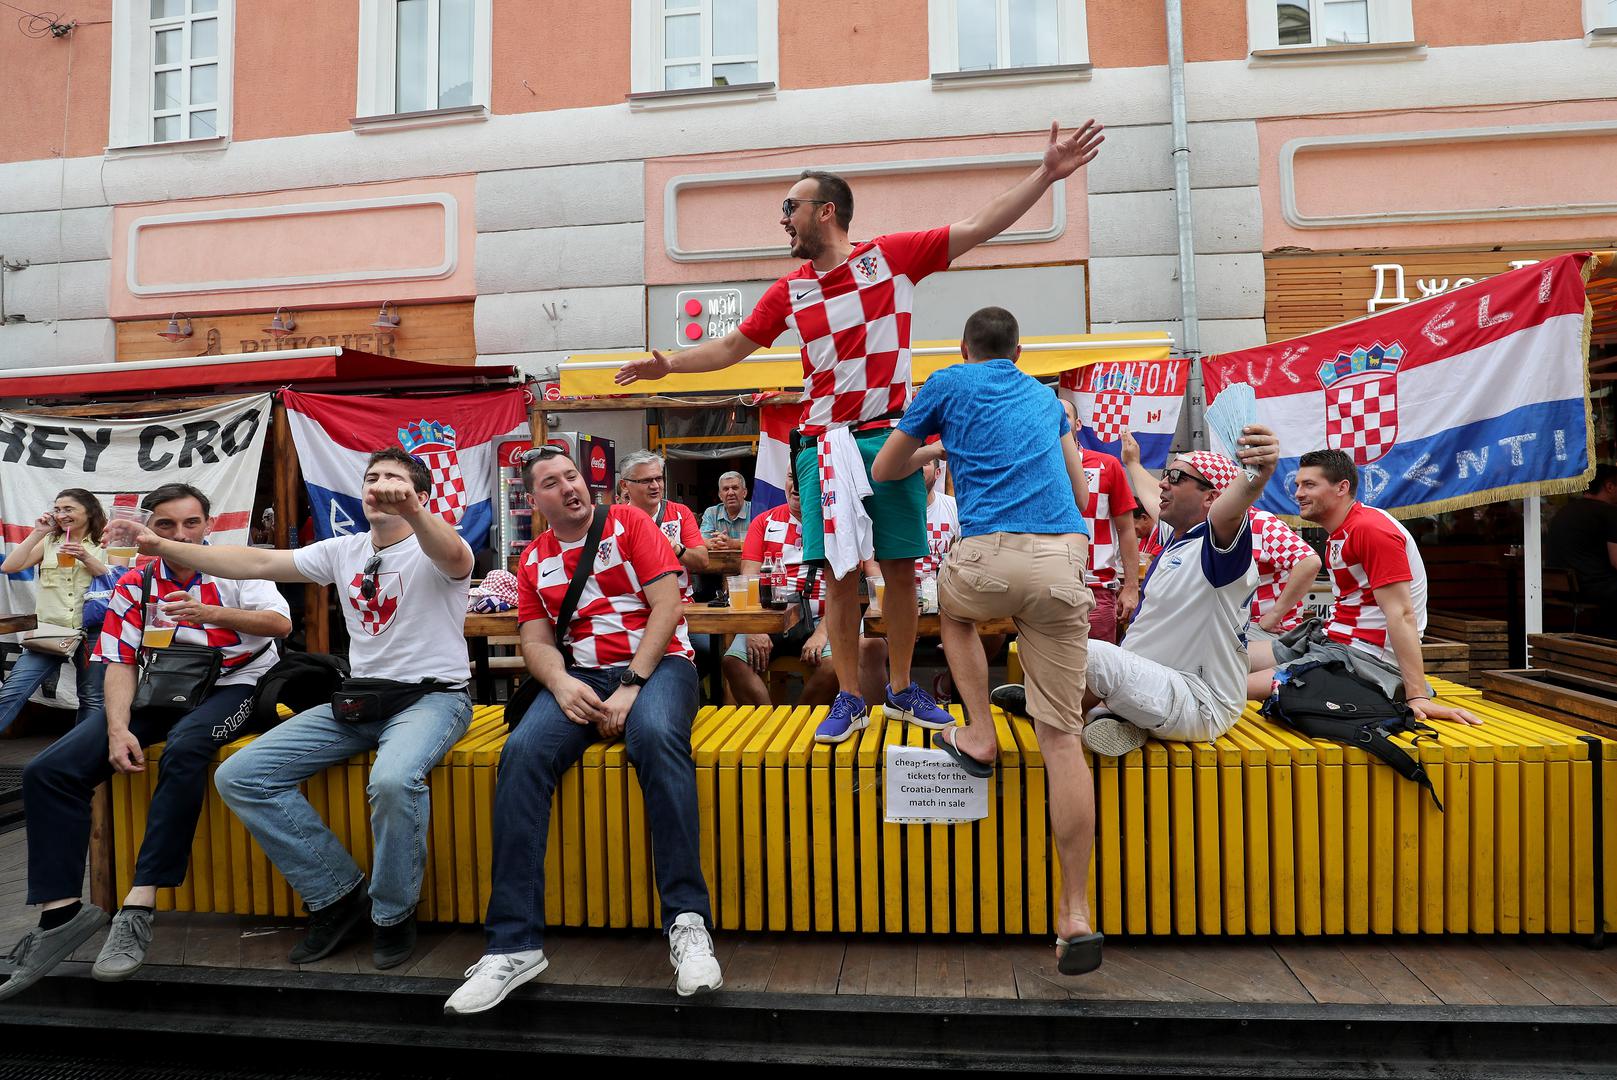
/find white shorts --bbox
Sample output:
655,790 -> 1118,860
1086,640 -> 1236,743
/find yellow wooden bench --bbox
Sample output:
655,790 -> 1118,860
112,691 -> 1614,937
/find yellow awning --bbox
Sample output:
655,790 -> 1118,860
558,332 -> 1175,398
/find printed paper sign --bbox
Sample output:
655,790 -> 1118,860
884,745 -> 988,824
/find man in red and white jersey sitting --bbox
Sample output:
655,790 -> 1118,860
447,445 -> 720,1014
1248,449 -> 1478,726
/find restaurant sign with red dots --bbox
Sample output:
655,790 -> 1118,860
674,289 -> 743,346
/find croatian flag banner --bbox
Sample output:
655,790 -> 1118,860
1059,358 -> 1192,469
283,389 -> 528,548
754,401 -> 804,514
1203,253 -> 1594,517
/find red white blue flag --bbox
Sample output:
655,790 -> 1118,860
1203,253 -> 1594,516
1059,357 -> 1192,469
283,388 -> 528,548
753,401 -> 803,513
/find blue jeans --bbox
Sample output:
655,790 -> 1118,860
214,690 -> 472,926
483,657 -> 710,953
24,683 -> 255,904
0,644 -> 105,735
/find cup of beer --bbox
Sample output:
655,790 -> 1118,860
726,576 -> 749,610
745,576 -> 761,609
866,575 -> 886,614
143,602 -> 177,649
108,505 -> 151,568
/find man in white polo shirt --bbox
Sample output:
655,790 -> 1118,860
999,436 -> 1281,758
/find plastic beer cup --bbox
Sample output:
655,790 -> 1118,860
727,576 -> 749,609
143,602 -> 177,649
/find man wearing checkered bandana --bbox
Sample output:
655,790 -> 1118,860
616,119 -> 1107,745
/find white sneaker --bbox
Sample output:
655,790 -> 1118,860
1082,713 -> 1149,758
668,912 -> 723,997
442,949 -> 548,1015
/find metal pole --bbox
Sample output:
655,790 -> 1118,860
1523,495 -> 1542,661
1165,0 -> 1206,449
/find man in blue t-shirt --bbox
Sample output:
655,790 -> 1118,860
872,306 -> 1102,976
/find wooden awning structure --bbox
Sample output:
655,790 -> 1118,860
556,332 -> 1175,398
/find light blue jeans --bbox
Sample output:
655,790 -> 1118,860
0,645 -> 105,735
214,690 -> 472,925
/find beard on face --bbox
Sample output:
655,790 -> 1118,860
789,216 -> 823,261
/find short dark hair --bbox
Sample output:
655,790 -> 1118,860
962,306 -> 1020,360
1591,463 -> 1617,494
143,483 -> 210,517
1298,449 -> 1358,496
367,447 -> 432,495
800,170 -> 852,231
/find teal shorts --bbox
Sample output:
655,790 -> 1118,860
794,428 -> 927,565
724,633 -> 832,662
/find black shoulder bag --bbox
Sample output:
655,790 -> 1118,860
506,506 -> 609,730
777,564 -> 820,653
1261,658 -> 1444,811
132,563 -> 274,714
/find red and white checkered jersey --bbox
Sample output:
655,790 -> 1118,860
1249,510 -> 1318,631
93,556 -> 288,689
738,228 -> 952,436
519,505 -> 694,669
741,504 -> 825,618
294,531 -> 473,684
914,494 -> 959,583
1080,450 -> 1139,586
1324,502 -> 1428,663
650,500 -> 704,601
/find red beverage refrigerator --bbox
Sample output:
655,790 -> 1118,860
492,432 -> 616,565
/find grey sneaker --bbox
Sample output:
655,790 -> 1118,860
92,907 -> 154,982
1081,714 -> 1149,758
0,904 -> 108,1002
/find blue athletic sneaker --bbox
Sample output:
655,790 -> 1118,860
886,682 -> 953,730
815,691 -> 869,744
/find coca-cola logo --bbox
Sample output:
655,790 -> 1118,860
589,445 -> 608,482
500,440 -> 533,467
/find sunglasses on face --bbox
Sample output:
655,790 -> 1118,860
1163,468 -> 1215,491
360,554 -> 382,600
781,198 -> 831,217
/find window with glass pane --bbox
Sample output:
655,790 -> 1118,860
149,0 -> 220,143
1275,0 -> 1370,46
660,0 -> 759,89
954,0 -> 1061,71
393,0 -> 476,112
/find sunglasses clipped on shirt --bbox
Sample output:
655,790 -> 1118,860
360,554 -> 382,600
1163,468 -> 1215,491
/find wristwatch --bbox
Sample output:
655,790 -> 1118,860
620,668 -> 649,688
674,541 -> 686,558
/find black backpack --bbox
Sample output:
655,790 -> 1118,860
249,651 -> 351,733
1261,659 -> 1444,811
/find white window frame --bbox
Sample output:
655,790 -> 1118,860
927,0 -> 1089,74
1247,0 -> 1413,51
630,0 -> 778,95
356,0 -> 492,119
108,0 -> 234,150
1584,0 -> 1617,35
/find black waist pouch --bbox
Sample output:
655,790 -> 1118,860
333,678 -> 458,724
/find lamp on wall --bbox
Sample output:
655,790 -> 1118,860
157,313 -> 193,342
371,300 -> 401,329
264,307 -> 297,337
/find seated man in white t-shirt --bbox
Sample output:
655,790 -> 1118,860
723,469 -> 887,707
445,445 -> 720,1014
999,439 -> 1280,758
1248,449 -> 1478,726
113,448 -> 476,972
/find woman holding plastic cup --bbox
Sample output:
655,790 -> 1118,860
0,489 -> 110,733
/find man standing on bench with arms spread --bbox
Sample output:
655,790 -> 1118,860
615,119 -> 1105,744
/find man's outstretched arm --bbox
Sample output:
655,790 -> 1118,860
614,328 -> 764,386
948,120 -> 1104,260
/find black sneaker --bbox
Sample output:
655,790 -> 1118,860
990,683 -> 1030,719
289,882 -> 368,965
372,912 -> 417,971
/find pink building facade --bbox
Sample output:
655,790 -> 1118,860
1,0 -> 1613,419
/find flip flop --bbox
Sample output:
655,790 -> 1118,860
933,726 -> 996,779
1055,932 -> 1104,975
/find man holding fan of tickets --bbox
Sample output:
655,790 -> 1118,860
616,118 -> 1106,745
